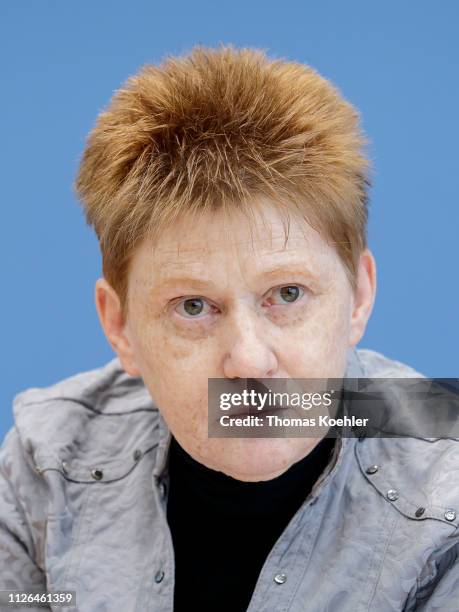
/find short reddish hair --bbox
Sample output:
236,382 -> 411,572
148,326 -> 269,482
74,43 -> 372,321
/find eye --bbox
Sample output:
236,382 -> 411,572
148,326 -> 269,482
268,285 -> 305,305
174,297 -> 213,318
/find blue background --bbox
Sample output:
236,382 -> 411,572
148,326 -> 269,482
1,1 -> 458,440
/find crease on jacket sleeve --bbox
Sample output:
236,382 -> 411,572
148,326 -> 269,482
404,537 -> 459,611
0,425 -> 51,611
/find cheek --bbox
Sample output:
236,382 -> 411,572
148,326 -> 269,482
157,328 -> 220,373
130,315 -> 215,412
132,302 -> 210,363
280,294 -> 351,374
157,331 -> 199,362
148,376 -> 210,453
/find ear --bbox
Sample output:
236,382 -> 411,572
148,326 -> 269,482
348,249 -> 377,347
94,278 -> 141,377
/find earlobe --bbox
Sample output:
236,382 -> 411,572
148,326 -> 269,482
348,250 -> 377,347
94,278 -> 141,377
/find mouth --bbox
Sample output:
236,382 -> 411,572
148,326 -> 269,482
229,404 -> 291,418
211,376 -> 303,425
222,377 -> 292,418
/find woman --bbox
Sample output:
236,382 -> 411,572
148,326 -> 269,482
1,43 -> 457,611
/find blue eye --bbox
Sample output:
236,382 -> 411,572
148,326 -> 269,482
270,285 -> 304,305
173,285 -> 305,319
175,298 -> 210,317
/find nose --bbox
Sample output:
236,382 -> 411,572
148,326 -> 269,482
222,305 -> 278,379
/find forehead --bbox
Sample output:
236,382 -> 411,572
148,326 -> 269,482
128,199 -> 341,285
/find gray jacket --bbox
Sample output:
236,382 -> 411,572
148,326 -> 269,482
1,348 -> 458,612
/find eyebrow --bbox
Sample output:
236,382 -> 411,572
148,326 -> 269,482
155,263 -> 320,292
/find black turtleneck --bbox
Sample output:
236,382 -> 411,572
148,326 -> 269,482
166,435 -> 336,612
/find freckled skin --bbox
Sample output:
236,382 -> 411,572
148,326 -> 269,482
115,197 -> 375,481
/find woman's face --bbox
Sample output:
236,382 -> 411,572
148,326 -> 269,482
99,198 -> 375,481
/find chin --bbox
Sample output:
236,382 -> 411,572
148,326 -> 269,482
211,437 -> 311,482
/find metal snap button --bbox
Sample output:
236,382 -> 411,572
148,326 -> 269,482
91,469 -> 104,481
444,510 -> 456,522
274,573 -> 287,585
386,489 -> 399,501
366,465 -> 379,474
35,464 -> 43,475
158,481 -> 167,499
154,570 -> 165,583
133,449 -> 142,461
415,507 -> 425,517
62,461 -> 69,474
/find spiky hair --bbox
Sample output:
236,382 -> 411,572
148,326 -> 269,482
74,43 -> 372,320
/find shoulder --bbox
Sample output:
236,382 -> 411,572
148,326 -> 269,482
356,435 -> 459,529
0,358 -> 164,580
2,356 -> 162,483
352,348 -> 459,530
355,347 -> 426,377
